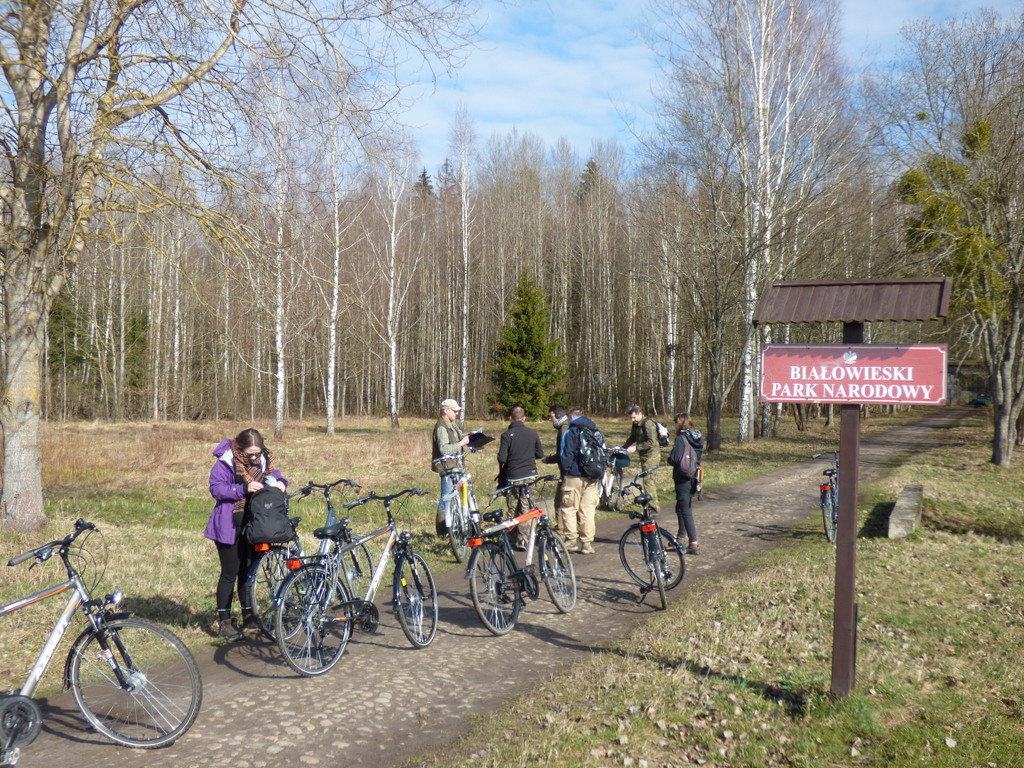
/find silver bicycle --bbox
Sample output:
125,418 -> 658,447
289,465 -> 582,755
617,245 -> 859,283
273,487 -> 438,676
435,451 -> 482,563
0,520 -> 202,766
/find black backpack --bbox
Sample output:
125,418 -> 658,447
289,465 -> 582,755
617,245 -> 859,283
574,425 -> 607,480
242,486 -> 293,545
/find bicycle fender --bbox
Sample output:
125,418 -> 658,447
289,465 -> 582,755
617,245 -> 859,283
62,625 -> 99,690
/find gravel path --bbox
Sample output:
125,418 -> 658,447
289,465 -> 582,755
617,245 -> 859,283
15,408 -> 967,768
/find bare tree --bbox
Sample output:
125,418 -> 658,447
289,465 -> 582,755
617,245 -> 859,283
0,0 -> 476,529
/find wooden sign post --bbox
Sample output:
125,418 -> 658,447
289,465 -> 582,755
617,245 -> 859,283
753,279 -> 951,697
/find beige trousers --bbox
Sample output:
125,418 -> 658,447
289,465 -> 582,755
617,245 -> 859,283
558,475 -> 599,544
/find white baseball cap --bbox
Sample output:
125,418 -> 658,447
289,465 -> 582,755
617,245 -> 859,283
440,398 -> 462,411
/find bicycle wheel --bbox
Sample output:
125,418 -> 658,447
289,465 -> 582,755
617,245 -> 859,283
468,543 -> 520,635
658,529 -> 686,590
822,485 -> 838,543
274,565 -> 351,676
604,466 -> 625,511
652,553 -> 668,609
447,499 -> 470,563
248,546 -> 293,640
394,552 -> 439,648
539,531 -> 576,612
619,524 -> 685,590
67,618 -> 202,748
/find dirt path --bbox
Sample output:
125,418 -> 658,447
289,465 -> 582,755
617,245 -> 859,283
16,408 -> 967,768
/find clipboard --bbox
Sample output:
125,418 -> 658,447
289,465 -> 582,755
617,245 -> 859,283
466,431 -> 495,449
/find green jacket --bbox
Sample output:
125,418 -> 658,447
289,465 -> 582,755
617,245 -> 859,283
431,416 -> 464,473
625,417 -> 660,462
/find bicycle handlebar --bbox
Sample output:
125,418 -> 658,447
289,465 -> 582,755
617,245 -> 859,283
812,450 -> 840,460
489,474 -> 558,498
342,488 -> 427,509
7,518 -> 96,567
290,478 -> 360,499
635,465 -> 663,480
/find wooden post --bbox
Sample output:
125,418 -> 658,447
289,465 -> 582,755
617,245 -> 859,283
831,321 -> 863,697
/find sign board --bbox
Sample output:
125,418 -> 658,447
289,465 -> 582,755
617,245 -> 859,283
760,344 -> 947,405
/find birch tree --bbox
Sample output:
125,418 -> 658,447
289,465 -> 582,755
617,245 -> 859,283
648,0 -> 856,442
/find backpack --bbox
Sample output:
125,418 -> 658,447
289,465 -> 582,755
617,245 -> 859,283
242,486 -> 293,545
645,418 -> 670,447
676,437 -> 698,479
574,425 -> 607,481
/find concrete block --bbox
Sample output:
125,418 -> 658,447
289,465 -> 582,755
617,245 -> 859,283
887,484 -> 923,538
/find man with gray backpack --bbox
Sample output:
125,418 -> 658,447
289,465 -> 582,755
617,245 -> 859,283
557,406 -> 605,554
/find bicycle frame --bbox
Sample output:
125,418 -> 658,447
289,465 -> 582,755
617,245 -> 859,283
437,454 -> 479,528
0,576 -> 89,698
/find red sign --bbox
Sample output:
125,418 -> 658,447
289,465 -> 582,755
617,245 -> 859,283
760,344 -> 947,405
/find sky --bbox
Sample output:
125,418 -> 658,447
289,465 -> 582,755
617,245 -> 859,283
401,0 -> 1024,172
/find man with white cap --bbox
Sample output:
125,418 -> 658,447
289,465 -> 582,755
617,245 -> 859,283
431,398 -> 471,536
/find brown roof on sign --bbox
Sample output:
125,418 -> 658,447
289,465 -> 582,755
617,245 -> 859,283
753,278 -> 952,324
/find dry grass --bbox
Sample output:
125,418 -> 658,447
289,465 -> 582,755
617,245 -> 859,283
6,405 -> 1015,753
400,408 -> 1024,768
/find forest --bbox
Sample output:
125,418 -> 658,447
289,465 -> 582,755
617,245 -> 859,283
3,1 -> 1024,528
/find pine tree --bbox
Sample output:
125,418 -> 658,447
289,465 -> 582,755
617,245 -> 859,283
490,272 -> 564,419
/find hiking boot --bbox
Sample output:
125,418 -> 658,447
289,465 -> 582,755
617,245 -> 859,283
580,542 -> 596,555
566,539 -> 582,553
240,613 -> 259,635
435,519 -> 447,538
217,619 -> 241,641
686,540 -> 700,555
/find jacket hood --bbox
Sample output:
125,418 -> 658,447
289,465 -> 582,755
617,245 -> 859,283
212,438 -> 233,458
570,415 -> 597,431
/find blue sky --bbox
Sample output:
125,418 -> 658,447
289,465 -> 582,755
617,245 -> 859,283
402,0 -> 1023,172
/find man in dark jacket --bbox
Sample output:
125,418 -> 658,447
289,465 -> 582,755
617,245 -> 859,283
497,406 -> 544,487
497,406 -> 544,548
557,407 -> 602,554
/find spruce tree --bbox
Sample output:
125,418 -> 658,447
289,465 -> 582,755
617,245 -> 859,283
490,272 -> 564,419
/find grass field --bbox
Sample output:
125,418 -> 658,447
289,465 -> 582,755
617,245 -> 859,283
1,407 -> 1020,767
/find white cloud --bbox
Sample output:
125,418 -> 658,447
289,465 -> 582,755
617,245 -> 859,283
403,0 -> 1024,172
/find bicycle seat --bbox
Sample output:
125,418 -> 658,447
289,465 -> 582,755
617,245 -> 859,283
313,519 -> 350,540
635,493 -> 652,506
823,468 -> 837,477
482,510 -> 503,523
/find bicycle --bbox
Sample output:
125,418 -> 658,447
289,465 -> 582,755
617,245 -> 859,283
598,446 -> 631,511
273,487 -> 438,676
616,466 -> 686,610
813,450 -> 840,543
246,479 -> 365,640
466,475 -> 577,635
0,520 -> 202,766
434,451 -> 482,563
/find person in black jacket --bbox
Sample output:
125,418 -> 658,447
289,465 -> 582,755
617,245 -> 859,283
669,412 -> 705,554
497,406 -> 544,548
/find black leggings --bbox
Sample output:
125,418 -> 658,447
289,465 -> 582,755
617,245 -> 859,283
215,539 -> 253,614
674,479 -> 697,543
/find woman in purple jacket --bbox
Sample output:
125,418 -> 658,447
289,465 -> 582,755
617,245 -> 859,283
205,428 -> 287,640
